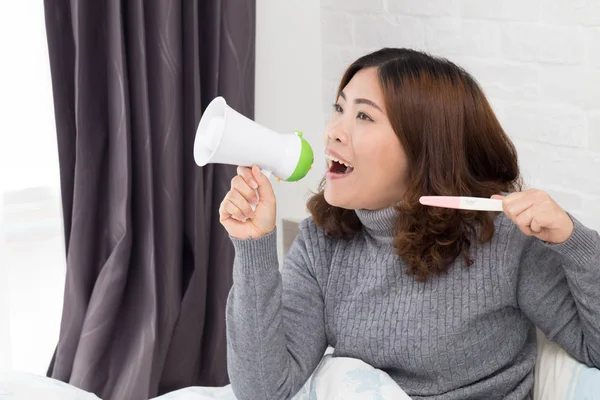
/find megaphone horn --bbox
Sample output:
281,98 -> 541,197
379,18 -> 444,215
194,96 -> 314,182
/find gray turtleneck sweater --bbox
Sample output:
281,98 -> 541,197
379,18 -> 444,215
225,207 -> 600,400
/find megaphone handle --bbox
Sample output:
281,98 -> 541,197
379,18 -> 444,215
250,169 -> 272,211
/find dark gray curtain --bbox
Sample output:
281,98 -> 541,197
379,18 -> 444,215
42,1 -> 255,399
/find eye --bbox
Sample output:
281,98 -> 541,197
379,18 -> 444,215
332,103 -> 343,113
357,112 -> 373,122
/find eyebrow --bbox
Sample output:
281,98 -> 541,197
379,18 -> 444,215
339,91 -> 383,112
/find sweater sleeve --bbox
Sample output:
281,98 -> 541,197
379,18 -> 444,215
515,215 -> 600,368
225,221 -> 329,400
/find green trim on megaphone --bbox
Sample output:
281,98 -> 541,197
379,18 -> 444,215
286,132 -> 314,182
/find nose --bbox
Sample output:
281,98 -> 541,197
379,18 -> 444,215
326,120 -> 349,144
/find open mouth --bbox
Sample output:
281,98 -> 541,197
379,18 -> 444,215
326,154 -> 354,175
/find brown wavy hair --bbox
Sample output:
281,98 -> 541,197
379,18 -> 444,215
307,48 -> 522,281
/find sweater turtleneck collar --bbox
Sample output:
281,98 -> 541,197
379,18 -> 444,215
354,205 -> 398,243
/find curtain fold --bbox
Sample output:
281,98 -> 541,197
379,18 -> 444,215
43,1 -> 255,399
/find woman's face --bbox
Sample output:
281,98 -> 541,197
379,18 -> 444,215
324,67 -> 408,210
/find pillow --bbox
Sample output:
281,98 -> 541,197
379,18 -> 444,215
534,329 -> 600,400
305,354 -> 411,400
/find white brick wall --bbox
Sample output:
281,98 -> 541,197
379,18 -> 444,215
320,0 -> 600,231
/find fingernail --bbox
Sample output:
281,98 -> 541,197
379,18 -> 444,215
250,180 -> 258,189
251,196 -> 259,205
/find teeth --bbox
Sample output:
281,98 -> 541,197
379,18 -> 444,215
325,153 -> 353,168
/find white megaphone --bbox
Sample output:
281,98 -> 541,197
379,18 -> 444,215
194,96 -> 314,183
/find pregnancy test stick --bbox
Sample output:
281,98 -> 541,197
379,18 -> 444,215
419,196 -> 504,211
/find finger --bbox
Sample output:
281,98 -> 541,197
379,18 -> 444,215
219,199 -> 238,222
225,189 -> 255,219
231,175 -> 259,205
502,190 -> 529,205
237,166 -> 258,190
491,194 -> 505,200
226,200 -> 249,222
508,207 -> 534,236
503,193 -> 535,219
515,208 -> 534,229
530,217 -> 543,234
518,225 -> 535,236
219,198 -> 240,221
251,165 -> 276,203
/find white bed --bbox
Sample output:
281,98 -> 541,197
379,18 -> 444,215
1,335 -> 600,400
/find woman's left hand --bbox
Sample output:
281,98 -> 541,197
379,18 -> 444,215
492,189 -> 574,244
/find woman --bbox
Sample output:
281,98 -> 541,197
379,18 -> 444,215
219,48 -> 600,399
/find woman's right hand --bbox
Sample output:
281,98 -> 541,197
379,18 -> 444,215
219,165 -> 277,240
